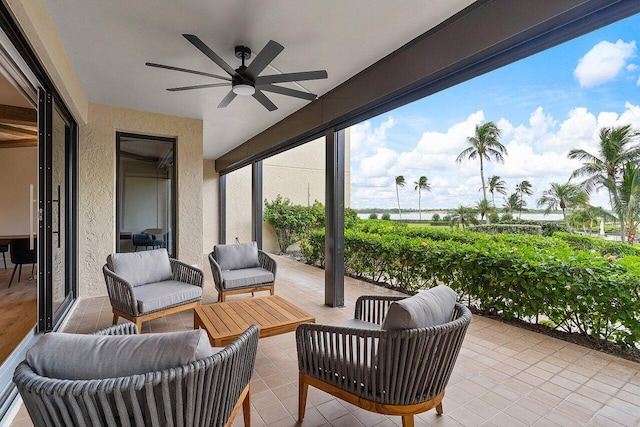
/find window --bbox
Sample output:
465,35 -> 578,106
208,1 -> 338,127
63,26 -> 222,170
116,133 -> 176,256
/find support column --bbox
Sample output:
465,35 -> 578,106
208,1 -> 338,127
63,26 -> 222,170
325,128 -> 345,307
252,161 -> 263,249
219,174 -> 226,244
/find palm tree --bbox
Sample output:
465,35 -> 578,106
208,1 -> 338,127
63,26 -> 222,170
502,193 -> 523,216
414,176 -> 431,220
475,199 -> 492,222
515,180 -> 533,218
488,175 -> 507,208
537,182 -> 589,232
568,124 -> 640,240
606,162 -> 640,244
456,121 -> 507,223
449,206 -> 477,230
394,176 -> 406,220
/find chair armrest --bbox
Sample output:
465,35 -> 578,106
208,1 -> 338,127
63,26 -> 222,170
258,250 -> 277,276
354,295 -> 406,324
170,259 -> 204,288
102,265 -> 139,317
208,252 -> 224,288
91,323 -> 139,335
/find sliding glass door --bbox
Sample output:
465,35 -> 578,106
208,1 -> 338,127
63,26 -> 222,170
37,89 -> 76,331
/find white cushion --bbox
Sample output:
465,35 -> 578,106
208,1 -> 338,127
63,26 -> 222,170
382,285 -> 457,330
108,248 -> 173,287
134,280 -> 203,313
221,267 -> 274,289
214,242 -> 260,271
26,329 -> 213,380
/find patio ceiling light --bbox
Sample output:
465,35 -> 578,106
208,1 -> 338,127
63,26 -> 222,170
232,83 -> 255,96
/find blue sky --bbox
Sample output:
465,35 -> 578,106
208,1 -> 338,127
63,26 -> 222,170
349,13 -> 640,210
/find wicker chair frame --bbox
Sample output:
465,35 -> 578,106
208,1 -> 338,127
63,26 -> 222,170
14,324 -> 259,427
208,249 -> 277,302
103,258 -> 204,330
296,296 -> 471,427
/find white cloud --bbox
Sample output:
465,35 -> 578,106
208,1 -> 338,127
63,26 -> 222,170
637,75 -> 640,86
574,39 -> 636,88
627,63 -> 639,71
349,116 -> 395,162
350,103 -> 640,210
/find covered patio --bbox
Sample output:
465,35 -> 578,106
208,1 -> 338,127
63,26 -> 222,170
11,256 -> 640,427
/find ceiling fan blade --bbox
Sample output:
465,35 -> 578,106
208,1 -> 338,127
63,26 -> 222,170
252,90 -> 277,111
146,62 -> 232,81
183,34 -> 236,76
167,83 -> 230,92
245,40 -> 284,79
258,84 -> 317,101
217,91 -> 237,108
256,70 -> 328,85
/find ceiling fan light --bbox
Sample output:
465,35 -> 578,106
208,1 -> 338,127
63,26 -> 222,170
232,84 -> 255,96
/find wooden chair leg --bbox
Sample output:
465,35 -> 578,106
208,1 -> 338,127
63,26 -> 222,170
220,293 -> 226,302
269,288 -> 274,296
243,385 -> 251,427
112,313 -> 119,325
436,402 -> 443,415
401,415 -> 414,427
135,318 -> 143,333
298,374 -> 309,421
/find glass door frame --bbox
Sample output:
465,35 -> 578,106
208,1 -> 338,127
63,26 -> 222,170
37,88 -> 78,332
115,131 -> 177,257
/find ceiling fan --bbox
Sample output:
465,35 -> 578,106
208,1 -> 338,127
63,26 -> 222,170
146,34 -> 328,111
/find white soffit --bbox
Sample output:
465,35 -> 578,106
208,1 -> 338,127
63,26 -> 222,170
42,0 -> 475,159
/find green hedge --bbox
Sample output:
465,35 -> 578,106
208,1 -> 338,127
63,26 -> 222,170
302,227 -> 640,353
467,224 -> 542,235
553,232 -> 640,257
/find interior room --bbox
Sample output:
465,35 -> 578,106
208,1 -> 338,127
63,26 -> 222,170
0,71 -> 38,365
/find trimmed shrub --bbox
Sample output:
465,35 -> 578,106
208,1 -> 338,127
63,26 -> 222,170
368,213 -> 378,219
381,213 -> 391,220
468,224 -> 542,235
302,226 -> 640,352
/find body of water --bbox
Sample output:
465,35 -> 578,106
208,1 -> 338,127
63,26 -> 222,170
357,212 -> 565,221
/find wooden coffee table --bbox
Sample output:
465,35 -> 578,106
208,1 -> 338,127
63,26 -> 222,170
194,295 -> 315,346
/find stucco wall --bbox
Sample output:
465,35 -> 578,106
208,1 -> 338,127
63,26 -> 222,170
202,160 -> 219,254
79,103 -> 203,296
225,165 -> 253,246
205,133 -> 351,254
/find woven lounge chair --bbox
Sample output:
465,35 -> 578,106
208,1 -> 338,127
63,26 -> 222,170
14,323 -> 259,427
296,286 -> 471,427
209,242 -> 277,302
103,248 -> 204,330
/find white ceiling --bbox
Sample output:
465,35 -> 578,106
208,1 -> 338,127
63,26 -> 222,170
42,0 -> 474,159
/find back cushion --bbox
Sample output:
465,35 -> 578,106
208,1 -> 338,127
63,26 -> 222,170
108,248 -> 173,287
26,329 -> 213,380
214,242 -> 260,271
382,285 -> 457,330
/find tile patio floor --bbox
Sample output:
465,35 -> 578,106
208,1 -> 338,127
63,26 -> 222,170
10,255 -> 640,426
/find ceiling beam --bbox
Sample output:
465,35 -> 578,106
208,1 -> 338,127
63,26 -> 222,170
0,123 -> 37,137
0,104 -> 37,126
216,0 -> 640,173
0,137 -> 37,148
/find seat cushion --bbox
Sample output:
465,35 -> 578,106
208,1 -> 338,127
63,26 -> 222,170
214,242 -> 260,271
338,318 -> 382,331
382,285 -> 456,330
26,329 -> 213,380
134,280 -> 202,313
220,267 -> 274,290
108,248 -> 173,287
